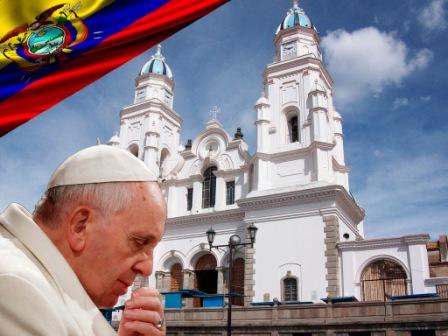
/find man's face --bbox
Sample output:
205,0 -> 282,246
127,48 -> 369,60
77,182 -> 166,308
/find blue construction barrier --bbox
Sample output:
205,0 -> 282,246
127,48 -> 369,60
161,290 -> 241,309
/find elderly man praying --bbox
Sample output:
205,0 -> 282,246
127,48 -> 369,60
0,145 -> 167,336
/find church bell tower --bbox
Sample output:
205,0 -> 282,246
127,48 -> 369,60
253,0 -> 349,192
111,45 -> 182,178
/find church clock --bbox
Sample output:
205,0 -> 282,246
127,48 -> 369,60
135,88 -> 146,103
282,42 -> 296,60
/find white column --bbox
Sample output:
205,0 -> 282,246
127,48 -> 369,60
216,267 -> 225,294
333,113 -> 345,164
214,172 -> 226,210
256,120 -> 270,153
311,109 -> 329,143
143,131 -> 160,176
340,251 -> 357,298
309,90 -> 329,143
166,181 -> 177,217
191,175 -> 203,213
182,269 -> 195,289
408,244 -> 431,294
255,102 -> 270,153
313,148 -> 330,183
255,159 -> 272,191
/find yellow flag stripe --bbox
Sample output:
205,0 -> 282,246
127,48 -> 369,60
0,0 -> 114,38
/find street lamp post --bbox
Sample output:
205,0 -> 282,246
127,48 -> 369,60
206,224 -> 258,336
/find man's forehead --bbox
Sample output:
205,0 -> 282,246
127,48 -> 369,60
125,214 -> 165,240
122,182 -> 166,239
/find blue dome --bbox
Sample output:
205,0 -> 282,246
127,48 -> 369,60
141,45 -> 173,79
276,0 -> 316,34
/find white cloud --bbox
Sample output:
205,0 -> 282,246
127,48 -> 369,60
409,49 -> 434,69
321,27 -> 433,108
392,97 -> 409,110
420,95 -> 432,102
418,0 -> 447,31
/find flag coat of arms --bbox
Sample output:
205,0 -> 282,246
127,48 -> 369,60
0,0 -> 228,137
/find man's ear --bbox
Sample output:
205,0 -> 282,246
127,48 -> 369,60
67,207 -> 91,253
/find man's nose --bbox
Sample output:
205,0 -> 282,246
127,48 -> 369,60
133,254 -> 153,277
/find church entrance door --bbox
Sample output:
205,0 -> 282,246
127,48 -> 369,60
196,270 -> 218,294
194,254 -> 218,307
361,259 -> 407,301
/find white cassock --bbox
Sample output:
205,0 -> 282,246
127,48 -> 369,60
0,203 -> 117,336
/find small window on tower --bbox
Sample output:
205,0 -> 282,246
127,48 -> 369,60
226,181 -> 235,205
288,115 -> 299,143
128,144 -> 139,157
202,166 -> 217,208
164,90 -> 172,105
187,188 -> 193,211
283,277 -> 298,301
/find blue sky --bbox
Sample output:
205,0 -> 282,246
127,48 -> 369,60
0,0 -> 447,239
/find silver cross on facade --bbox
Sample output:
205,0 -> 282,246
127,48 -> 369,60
209,105 -> 220,120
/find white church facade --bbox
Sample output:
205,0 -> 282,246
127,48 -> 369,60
109,1 -> 445,306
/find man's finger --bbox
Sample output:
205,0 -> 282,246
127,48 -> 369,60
126,295 -> 163,314
123,308 -> 161,325
122,320 -> 165,336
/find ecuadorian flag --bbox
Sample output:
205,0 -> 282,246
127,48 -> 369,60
0,0 -> 228,136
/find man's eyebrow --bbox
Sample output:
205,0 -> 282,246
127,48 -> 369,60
129,232 -> 158,242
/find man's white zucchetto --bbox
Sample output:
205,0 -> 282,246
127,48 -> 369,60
47,145 -> 157,188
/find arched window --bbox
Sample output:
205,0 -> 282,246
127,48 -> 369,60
170,263 -> 183,292
159,148 -> 170,177
361,259 -> 407,301
283,277 -> 298,301
202,166 -> 217,208
128,144 -> 139,157
288,115 -> 299,143
195,254 -> 217,271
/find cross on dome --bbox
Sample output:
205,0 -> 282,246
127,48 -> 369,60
155,44 -> 163,59
209,106 -> 221,120
140,44 -> 173,79
276,0 -> 316,34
